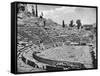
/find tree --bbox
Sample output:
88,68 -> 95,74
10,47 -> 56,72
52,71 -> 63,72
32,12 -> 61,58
69,20 -> 74,27
32,5 -> 35,16
62,20 -> 65,28
41,12 -> 43,17
76,19 -> 82,29
44,21 -> 46,27
17,4 -> 25,13
35,4 -> 38,17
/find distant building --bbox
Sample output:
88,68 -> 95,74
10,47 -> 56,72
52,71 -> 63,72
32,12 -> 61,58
83,25 -> 93,30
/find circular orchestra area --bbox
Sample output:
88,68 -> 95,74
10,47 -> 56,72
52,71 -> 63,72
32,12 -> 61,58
21,44 -> 93,71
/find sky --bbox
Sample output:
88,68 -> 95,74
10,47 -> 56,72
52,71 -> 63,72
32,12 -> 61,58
27,4 -> 96,25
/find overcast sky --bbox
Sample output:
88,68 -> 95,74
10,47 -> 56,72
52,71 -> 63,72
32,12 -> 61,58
27,4 -> 96,25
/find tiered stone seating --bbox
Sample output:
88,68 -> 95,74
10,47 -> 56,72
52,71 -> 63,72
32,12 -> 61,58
18,30 -> 40,45
18,31 -> 33,40
26,27 -> 53,46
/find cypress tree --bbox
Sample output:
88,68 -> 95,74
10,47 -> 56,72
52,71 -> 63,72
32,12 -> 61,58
69,20 -> 74,27
35,4 -> 38,17
44,21 -> 46,27
62,20 -> 65,28
32,5 -> 35,16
